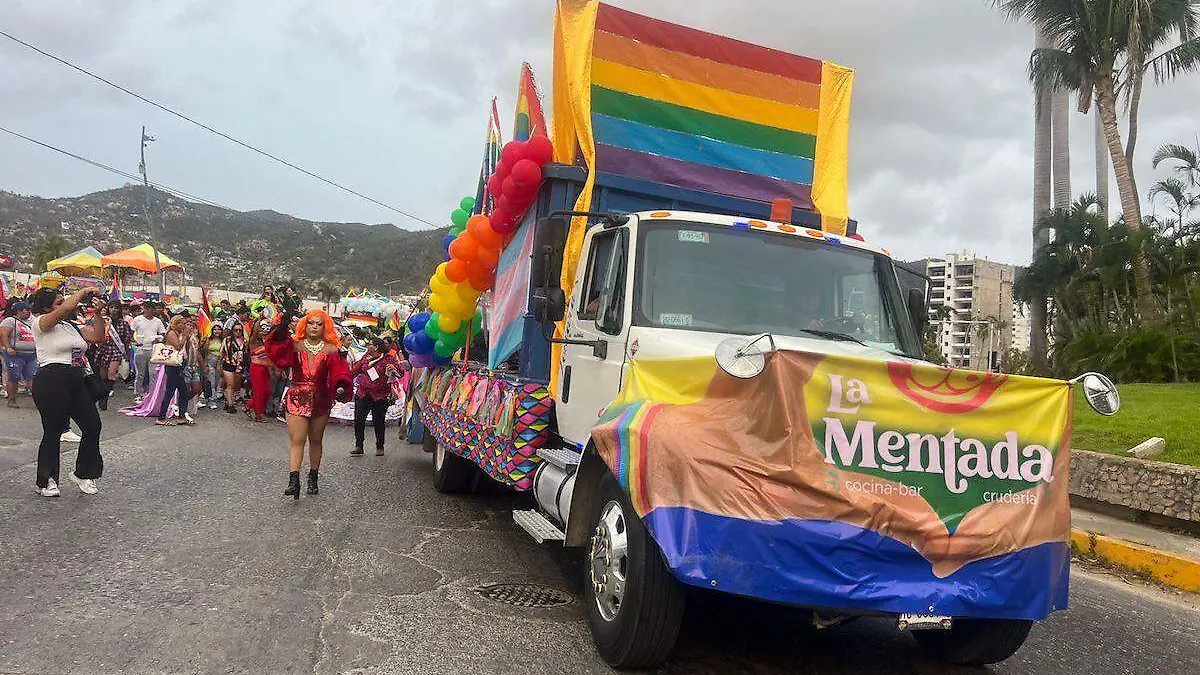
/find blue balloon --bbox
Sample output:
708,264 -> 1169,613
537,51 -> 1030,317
406,311 -> 431,334
442,234 -> 456,259
402,332 -> 422,354
412,331 -> 436,355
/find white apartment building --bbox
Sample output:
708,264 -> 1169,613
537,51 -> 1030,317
925,250 -> 1031,371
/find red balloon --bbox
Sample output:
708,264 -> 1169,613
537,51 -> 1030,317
525,134 -> 554,166
449,234 -> 479,263
502,176 -> 521,200
468,265 -> 495,292
494,195 -> 511,214
476,246 -> 500,270
467,214 -> 502,249
487,172 -> 504,199
511,159 -> 543,189
492,217 -> 518,236
444,259 -> 469,283
501,140 -> 526,163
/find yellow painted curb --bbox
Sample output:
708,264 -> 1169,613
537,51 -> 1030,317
1070,529 -> 1200,593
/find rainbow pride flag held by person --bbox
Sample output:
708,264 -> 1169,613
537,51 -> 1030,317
197,287 -> 213,339
476,99 -> 504,215
514,62 -> 548,142
592,352 -> 1074,620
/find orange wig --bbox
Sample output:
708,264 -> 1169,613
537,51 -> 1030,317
293,309 -> 341,348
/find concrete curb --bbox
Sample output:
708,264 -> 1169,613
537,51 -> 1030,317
1071,528 -> 1200,593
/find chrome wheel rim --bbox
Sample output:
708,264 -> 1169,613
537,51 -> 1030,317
434,442 -> 444,472
589,500 -> 629,622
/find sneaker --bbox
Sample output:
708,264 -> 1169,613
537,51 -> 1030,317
275,414 -> 286,422
375,447 -> 385,457
183,413 -> 195,425
61,430 -> 82,443
208,401 -> 219,410
351,446 -> 364,456
38,479 -> 61,497
6,398 -> 17,409
67,472 -> 98,495
133,395 -> 145,404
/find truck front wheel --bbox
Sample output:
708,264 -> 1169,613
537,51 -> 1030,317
583,472 -> 684,669
431,439 -> 476,494
913,618 -> 1033,666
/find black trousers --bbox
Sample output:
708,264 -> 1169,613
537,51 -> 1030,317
157,365 -> 190,420
354,396 -> 390,450
31,364 -> 103,488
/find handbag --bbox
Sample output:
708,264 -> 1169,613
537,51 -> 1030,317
67,322 -> 111,402
151,342 -> 184,366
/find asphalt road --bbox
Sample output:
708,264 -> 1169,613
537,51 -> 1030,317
1,389 -> 1197,675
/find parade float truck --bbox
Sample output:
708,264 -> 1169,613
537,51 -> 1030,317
412,2 -> 1123,670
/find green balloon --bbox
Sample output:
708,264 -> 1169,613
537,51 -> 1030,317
450,224 -> 466,236
424,318 -> 444,341
459,196 -> 476,212
434,339 -> 458,358
442,329 -> 466,349
451,209 -> 470,227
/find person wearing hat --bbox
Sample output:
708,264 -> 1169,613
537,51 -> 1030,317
0,301 -> 37,408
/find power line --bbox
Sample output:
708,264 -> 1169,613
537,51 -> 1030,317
0,123 -> 356,234
0,28 -> 437,228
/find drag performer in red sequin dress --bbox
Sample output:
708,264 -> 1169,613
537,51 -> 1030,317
266,309 -> 351,499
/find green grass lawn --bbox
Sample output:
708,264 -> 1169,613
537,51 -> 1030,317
1072,383 -> 1200,467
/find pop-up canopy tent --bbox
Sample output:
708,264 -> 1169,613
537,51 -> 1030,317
101,244 -> 182,274
46,246 -> 105,277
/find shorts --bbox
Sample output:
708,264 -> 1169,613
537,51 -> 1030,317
4,352 -> 38,383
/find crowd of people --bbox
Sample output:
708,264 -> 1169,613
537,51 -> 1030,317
1,282 -> 414,499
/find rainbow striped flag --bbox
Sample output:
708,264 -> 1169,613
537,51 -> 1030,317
514,63 -> 548,141
553,1 -> 853,228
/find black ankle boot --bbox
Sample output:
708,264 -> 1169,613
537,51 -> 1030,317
306,469 -> 319,495
284,471 -> 300,499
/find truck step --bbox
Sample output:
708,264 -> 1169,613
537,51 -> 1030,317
513,509 -> 565,543
536,446 -> 582,469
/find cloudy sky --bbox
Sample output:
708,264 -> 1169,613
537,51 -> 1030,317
3,0 -> 1198,265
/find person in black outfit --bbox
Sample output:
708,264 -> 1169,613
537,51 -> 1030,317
27,287 -> 109,497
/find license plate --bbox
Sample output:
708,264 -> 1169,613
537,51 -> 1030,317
898,613 -> 953,630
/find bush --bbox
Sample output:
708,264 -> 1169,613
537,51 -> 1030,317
1054,327 -> 1200,383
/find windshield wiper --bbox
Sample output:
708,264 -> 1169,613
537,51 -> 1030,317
799,329 -> 868,347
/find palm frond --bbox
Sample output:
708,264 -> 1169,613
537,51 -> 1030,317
1153,143 -> 1198,168
1147,36 -> 1200,81
1149,177 -> 1190,204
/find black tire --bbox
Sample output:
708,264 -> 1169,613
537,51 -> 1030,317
913,618 -> 1033,666
583,471 -> 685,669
431,438 -> 476,494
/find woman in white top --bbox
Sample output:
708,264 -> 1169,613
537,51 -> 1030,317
27,287 -> 109,497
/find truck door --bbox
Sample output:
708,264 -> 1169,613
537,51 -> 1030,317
555,226 -> 630,446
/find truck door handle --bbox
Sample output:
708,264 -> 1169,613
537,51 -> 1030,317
562,366 -> 572,403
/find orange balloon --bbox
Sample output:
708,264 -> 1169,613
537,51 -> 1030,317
475,246 -> 499,270
467,214 -> 502,249
449,233 -> 479,263
445,259 -> 469,283
468,265 -> 495,292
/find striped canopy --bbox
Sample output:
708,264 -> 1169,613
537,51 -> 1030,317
46,246 -> 105,276
101,243 -> 182,274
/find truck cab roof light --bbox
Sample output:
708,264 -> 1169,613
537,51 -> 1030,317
770,198 -> 793,224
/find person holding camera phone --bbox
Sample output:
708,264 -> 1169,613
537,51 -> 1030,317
26,287 -> 109,497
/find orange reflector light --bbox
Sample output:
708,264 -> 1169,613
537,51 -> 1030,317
770,198 -> 793,223
749,220 -> 767,228
650,211 -> 672,218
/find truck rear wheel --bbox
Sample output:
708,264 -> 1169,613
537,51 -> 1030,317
913,618 -> 1033,666
431,439 -> 476,494
583,472 -> 684,669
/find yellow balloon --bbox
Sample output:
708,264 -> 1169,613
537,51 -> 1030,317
435,262 -> 452,285
454,281 -> 481,303
428,295 -> 446,314
446,293 -> 475,317
437,313 -> 463,334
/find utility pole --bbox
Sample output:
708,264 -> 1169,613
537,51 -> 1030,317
139,126 -> 165,297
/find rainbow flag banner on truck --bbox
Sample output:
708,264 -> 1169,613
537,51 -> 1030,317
591,351 -> 1074,620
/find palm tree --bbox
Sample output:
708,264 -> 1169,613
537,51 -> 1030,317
32,235 -> 71,272
314,279 -> 341,313
996,0 -> 1200,324
1148,176 -> 1200,240
1029,27 -> 1055,370
1153,141 -> 1200,187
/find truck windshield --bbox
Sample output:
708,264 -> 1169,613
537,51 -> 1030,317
633,221 -> 921,357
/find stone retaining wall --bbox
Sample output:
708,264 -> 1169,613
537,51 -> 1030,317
1070,450 -> 1200,523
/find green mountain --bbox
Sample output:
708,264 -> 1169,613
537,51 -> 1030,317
0,186 -> 447,294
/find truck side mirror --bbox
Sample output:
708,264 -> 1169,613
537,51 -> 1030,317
530,216 -> 568,323
907,287 -> 927,334
531,287 -> 566,323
